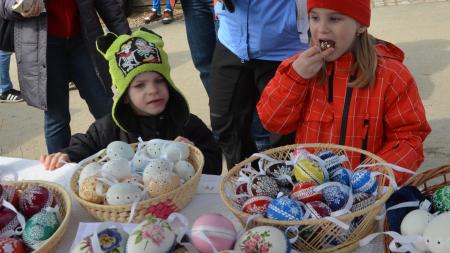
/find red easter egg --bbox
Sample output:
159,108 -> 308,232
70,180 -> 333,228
19,186 -> 56,219
0,206 -> 22,239
305,201 -> 332,219
0,238 -> 26,253
0,184 -> 20,209
233,183 -> 249,205
242,195 -> 272,215
290,181 -> 321,203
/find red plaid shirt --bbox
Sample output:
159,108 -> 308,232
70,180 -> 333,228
257,41 -> 431,185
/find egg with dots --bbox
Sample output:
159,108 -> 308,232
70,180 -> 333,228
106,183 -> 142,205
191,213 -> 237,253
147,171 -> 181,198
106,141 -> 135,161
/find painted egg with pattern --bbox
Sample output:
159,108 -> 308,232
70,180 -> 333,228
330,167 -> 352,187
305,201 -> 332,219
265,162 -> 294,186
191,213 -> 237,253
0,184 -> 20,209
106,183 -> 142,205
235,226 -> 290,253
318,151 -> 343,175
101,158 -> 132,181
143,159 -> 173,184
147,171 -> 181,197
351,192 -> 376,212
79,176 -> 109,204
351,170 -> 378,195
0,238 -> 26,253
233,183 -> 249,205
78,162 -> 102,186
0,206 -> 23,239
266,195 -> 303,221
160,142 -> 190,163
294,159 -> 326,184
432,185 -> 450,213
106,141 -> 135,161
290,181 -> 321,204
423,212 -> 450,253
126,216 -> 176,253
71,226 -> 128,253
23,209 -> 59,249
242,195 -> 272,215
247,175 -> 279,198
322,184 -> 350,212
146,139 -> 170,158
121,176 -> 145,190
401,209 -> 432,252
19,186 -> 57,219
174,160 -> 195,182
130,151 -> 151,176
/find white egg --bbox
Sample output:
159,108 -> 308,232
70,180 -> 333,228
126,217 -> 176,253
106,141 -> 135,160
160,142 -> 190,163
145,139 -> 170,158
78,162 -> 101,186
174,160 -> 195,182
143,159 -> 173,184
131,152 -> 151,175
401,209 -> 432,252
423,212 -> 450,253
106,183 -> 142,205
102,158 -> 132,181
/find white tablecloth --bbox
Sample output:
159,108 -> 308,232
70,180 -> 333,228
0,157 -> 385,252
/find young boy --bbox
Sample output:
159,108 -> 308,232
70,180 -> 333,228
40,28 -> 222,175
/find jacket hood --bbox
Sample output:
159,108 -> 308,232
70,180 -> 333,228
374,39 -> 405,62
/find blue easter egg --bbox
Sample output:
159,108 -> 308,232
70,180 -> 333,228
318,151 -> 342,175
330,167 -> 352,186
322,185 -> 349,212
266,196 -> 303,221
351,170 -> 378,195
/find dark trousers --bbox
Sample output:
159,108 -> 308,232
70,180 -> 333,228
209,42 -> 294,169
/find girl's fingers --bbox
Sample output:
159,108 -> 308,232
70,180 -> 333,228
301,46 -> 321,57
320,47 -> 335,58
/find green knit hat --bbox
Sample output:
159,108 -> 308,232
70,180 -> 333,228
96,28 -> 189,132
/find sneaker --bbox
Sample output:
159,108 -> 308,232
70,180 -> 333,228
161,10 -> 174,24
0,89 -> 24,103
144,10 -> 161,24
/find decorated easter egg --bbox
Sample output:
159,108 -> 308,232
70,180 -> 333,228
160,142 -> 190,163
79,176 -> 109,204
121,176 -> 145,190
127,216 -> 176,253
71,226 -> 128,253
423,212 -> 450,253
0,184 -> 20,209
305,201 -> 332,219
432,185 -> 450,213
23,209 -> 59,249
242,195 -> 272,215
174,161 -> 195,182
351,170 -> 378,195
401,209 -> 432,252
330,167 -> 352,187
294,159 -> 325,184
191,213 -> 236,253
147,171 -> 181,197
106,141 -> 135,161
322,184 -> 350,212
351,192 -> 376,212
146,139 -> 170,158
235,226 -> 290,253
0,238 -> 26,253
78,162 -> 102,186
290,181 -> 321,204
318,151 -> 342,175
102,158 -> 132,181
0,206 -> 23,239
266,195 -> 303,221
247,175 -> 279,198
106,183 -> 142,205
19,186 -> 57,219
130,152 -> 151,176
143,159 -> 173,184
233,183 -> 249,205
265,162 -> 294,186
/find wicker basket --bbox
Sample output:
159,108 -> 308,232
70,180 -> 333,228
2,180 -> 72,253
383,164 -> 450,253
220,143 -> 395,253
70,144 -> 204,223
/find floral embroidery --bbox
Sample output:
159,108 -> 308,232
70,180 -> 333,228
132,217 -> 171,250
98,228 -> 123,252
240,230 -> 272,253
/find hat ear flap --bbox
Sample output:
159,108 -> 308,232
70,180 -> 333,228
139,27 -> 162,39
96,33 -> 119,59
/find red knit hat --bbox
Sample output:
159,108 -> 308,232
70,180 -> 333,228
307,0 -> 371,27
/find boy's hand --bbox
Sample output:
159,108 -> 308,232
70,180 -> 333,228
20,0 -> 41,17
292,46 -> 334,79
174,136 -> 194,146
40,152 -> 71,171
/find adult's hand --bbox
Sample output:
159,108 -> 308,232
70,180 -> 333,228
20,0 -> 41,18
292,46 -> 334,80
40,152 -> 71,171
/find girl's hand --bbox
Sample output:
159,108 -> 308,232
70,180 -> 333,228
20,0 -> 41,18
40,152 -> 71,171
174,136 -> 194,145
292,46 -> 334,79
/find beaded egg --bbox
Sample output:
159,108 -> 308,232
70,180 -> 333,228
330,167 -> 352,187
400,209 -> 432,252
305,201 -> 332,219
0,238 -> 26,253
351,192 -> 376,212
174,160 -> 195,182
234,226 -> 290,253
0,206 -> 23,239
146,139 -> 169,158
106,141 -> 135,161
294,159 -> 326,184
432,185 -> 450,213
79,176 -> 109,204
19,186 -> 57,219
191,213 -> 237,253
106,183 -> 142,205
265,162 -> 294,186
233,183 -> 249,205
147,171 -> 181,197
247,175 -> 279,198
0,184 -> 20,209
143,158 -> 173,184
318,151 -> 343,175
160,142 -> 189,163
242,195 -> 272,215
126,216 -> 176,253
71,226 -> 128,253
423,212 -> 450,253
101,158 -> 132,181
23,209 -> 59,249
78,162 -> 102,186
266,195 -> 303,221
290,181 -> 321,204
351,170 -> 378,195
322,184 -> 350,212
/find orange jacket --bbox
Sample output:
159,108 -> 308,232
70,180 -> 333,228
257,41 -> 431,185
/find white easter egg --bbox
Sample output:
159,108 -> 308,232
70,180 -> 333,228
126,217 -> 176,253
160,142 -> 190,163
174,161 -> 195,182
147,171 -> 181,197
131,152 -> 151,175
401,209 -> 432,252
423,212 -> 450,253
79,162 -> 101,186
102,158 -> 132,181
146,139 -> 170,158
143,159 -> 173,184
106,183 -> 142,205
106,141 -> 135,160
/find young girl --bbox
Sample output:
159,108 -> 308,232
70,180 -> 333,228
40,28 -> 222,175
257,0 -> 431,184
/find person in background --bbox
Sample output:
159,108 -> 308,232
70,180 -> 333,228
0,50 -> 22,102
144,0 -> 174,24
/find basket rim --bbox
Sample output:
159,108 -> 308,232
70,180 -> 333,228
220,143 -> 395,226
4,180 -> 72,252
70,144 -> 204,210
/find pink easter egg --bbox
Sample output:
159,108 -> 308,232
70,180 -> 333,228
191,213 -> 237,253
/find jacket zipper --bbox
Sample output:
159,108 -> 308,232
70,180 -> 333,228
339,87 -> 353,145
360,118 -> 369,163
327,65 -> 334,103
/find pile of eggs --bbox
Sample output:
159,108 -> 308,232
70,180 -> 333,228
0,184 -> 61,252
229,150 -> 379,223
77,139 -> 196,206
